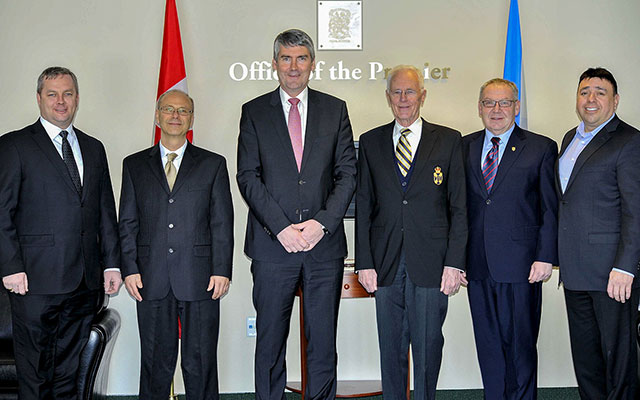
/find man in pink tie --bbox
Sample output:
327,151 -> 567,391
237,29 -> 357,400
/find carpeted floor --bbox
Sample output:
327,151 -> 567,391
112,388 -> 580,399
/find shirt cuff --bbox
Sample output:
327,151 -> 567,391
104,267 -> 121,273
444,266 -> 464,273
612,267 -> 634,277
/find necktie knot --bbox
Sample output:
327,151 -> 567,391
60,130 -> 69,140
288,97 -> 300,107
167,152 -> 178,162
491,137 -> 500,147
400,127 -> 411,138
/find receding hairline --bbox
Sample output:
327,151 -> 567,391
386,65 -> 425,91
156,89 -> 194,112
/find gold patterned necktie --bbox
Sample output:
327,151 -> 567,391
165,152 -> 178,191
396,128 -> 412,177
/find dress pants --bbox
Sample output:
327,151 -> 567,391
136,289 -> 220,400
374,257 -> 448,400
9,279 -> 100,400
564,288 -> 639,400
252,257 -> 343,400
467,277 -> 542,400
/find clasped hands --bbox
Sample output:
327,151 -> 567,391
277,219 -> 325,253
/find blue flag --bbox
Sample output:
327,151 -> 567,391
503,0 -> 522,124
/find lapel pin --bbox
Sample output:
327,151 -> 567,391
511,146 -> 516,152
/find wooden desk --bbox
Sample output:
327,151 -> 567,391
285,263 -> 410,399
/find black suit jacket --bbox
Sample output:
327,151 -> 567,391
355,119 -> 468,288
119,142 -> 234,301
556,115 -> 640,291
462,126 -> 558,283
0,120 -> 120,294
237,88 -> 356,263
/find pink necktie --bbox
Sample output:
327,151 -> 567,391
288,98 -> 303,171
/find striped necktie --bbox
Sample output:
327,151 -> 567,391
396,128 -> 412,177
482,137 -> 501,193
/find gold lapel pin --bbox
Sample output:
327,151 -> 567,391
511,146 -> 516,152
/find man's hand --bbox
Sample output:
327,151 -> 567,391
528,261 -> 553,283
440,267 -> 467,296
207,275 -> 230,300
357,269 -> 378,293
124,274 -> 144,302
2,272 -> 28,295
607,270 -> 634,303
291,219 -> 325,251
277,225 -> 310,253
104,270 -> 123,295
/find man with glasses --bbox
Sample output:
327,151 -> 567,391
462,78 -> 558,399
356,65 -> 467,400
0,66 -> 121,398
119,89 -> 234,399
557,68 -> 640,399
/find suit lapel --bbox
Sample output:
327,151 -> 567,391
555,129 -> 577,195
375,122 -> 404,194
146,144 -> 171,194
29,121 -> 79,195
406,119 -> 437,193
563,119 -> 617,194
300,89 -> 319,174
75,130 -> 93,201
467,131 -> 487,196
490,126 -> 526,194
268,88 -> 299,173
171,142 -> 196,195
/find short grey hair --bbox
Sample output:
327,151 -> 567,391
156,89 -> 194,113
478,78 -> 518,101
386,65 -> 424,91
37,66 -> 79,94
273,29 -> 315,61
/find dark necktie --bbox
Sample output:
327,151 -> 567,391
60,130 -> 82,196
396,128 -> 412,177
482,137 -> 500,193
288,98 -> 303,171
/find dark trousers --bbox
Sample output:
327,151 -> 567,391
137,289 -> 220,400
467,277 -> 542,400
9,280 -> 100,400
251,257 -> 343,400
564,289 -> 639,400
374,257 -> 448,400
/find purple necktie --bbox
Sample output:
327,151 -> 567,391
482,137 -> 500,193
288,98 -> 303,171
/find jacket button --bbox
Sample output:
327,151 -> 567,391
298,180 -> 305,185
486,199 -> 492,205
168,248 -> 174,254
169,199 -> 175,204
168,223 -> 174,229
402,200 -> 408,205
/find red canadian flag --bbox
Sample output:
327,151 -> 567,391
154,0 -> 192,144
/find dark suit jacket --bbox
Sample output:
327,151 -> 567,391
462,126 -> 558,282
237,88 -> 357,263
355,119 -> 468,288
0,120 -> 120,294
119,142 -> 234,302
556,115 -> 640,291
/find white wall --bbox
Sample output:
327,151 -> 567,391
1,0 -> 639,394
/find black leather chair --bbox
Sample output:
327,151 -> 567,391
0,289 -> 121,399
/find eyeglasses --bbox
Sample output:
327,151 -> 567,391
158,106 -> 193,116
389,89 -> 419,99
481,99 -> 517,108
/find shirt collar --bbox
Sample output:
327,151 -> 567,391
576,113 -> 616,139
159,140 -> 188,160
394,117 -> 422,137
484,123 -> 516,146
279,86 -> 308,108
40,116 -> 74,140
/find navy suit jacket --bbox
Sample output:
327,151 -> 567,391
0,120 -> 120,294
355,119 -> 468,288
237,88 -> 356,263
119,142 -> 234,301
462,125 -> 558,282
556,116 -> 640,291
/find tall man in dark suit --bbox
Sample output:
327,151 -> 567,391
0,66 -> 121,399
356,65 -> 467,400
462,78 -> 558,399
557,67 -> 640,399
237,29 -> 356,400
119,89 -> 233,400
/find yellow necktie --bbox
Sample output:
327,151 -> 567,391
165,153 -> 178,191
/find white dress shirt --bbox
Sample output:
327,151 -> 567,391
279,86 -> 309,145
159,140 -> 188,172
40,117 -> 84,184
